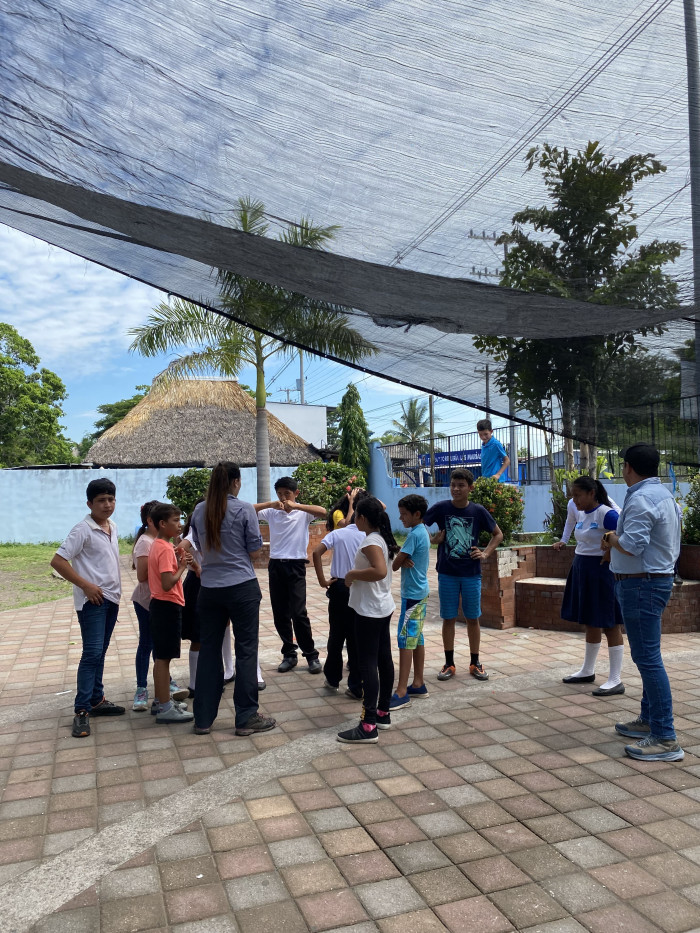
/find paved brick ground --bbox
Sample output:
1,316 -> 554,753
2,557 -> 700,931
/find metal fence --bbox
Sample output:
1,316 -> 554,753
380,398 -> 700,486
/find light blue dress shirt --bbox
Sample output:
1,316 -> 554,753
191,496 -> 262,587
610,478 -> 680,575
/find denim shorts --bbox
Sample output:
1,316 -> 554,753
397,596 -> 428,649
438,574 -> 481,620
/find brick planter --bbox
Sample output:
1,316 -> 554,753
253,521 -> 330,570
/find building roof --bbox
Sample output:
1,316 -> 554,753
85,380 -> 320,468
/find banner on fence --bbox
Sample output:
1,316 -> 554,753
418,448 -> 481,467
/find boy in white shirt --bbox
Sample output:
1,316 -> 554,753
255,477 -> 326,673
51,478 -> 125,738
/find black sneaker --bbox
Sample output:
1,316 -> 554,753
376,712 -> 392,731
337,724 -> 378,744
307,658 -> 323,674
278,656 -> 298,673
90,698 -> 125,716
72,710 -> 90,738
235,713 -> 277,736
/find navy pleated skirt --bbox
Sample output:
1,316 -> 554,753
561,554 -> 622,629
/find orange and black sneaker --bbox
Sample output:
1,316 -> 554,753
470,662 -> 489,681
437,664 -> 456,681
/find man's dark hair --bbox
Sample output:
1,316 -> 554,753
621,443 -> 660,478
398,494 -> 429,517
450,468 -> 475,485
86,478 -> 116,502
476,419 -> 492,432
274,476 -> 298,492
150,502 -> 181,528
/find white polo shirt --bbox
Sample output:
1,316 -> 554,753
56,515 -> 121,611
258,508 -> 315,559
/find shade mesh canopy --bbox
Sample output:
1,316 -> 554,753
0,0 -> 695,421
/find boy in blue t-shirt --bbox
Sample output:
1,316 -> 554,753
390,494 -> 431,710
477,418 -> 510,482
424,469 -> 503,682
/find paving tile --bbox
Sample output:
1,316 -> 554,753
461,854 -> 531,893
567,806 -> 630,834
207,823 -> 262,852
479,822 -> 542,852
245,795 -> 297,820
374,775 -> 424,797
335,850 -> 402,886
637,851 -> 700,887
354,877 -> 426,919
235,900 -> 308,933
99,864 -> 161,900
268,835 -> 326,867
412,811 -> 470,838
159,855 -> 220,891
281,859 -> 347,897
348,799 -> 403,824
320,827 -> 378,858
376,909 -> 449,932
407,865 -> 478,906
366,818 -> 426,847
524,813 -> 586,843
509,845 -> 578,881
545,872 -> 619,912
100,893 -> 167,933
458,801 -> 514,829
35,907 -> 101,932
224,870 -> 289,911
257,813 -> 313,842
385,840 -> 451,875
305,807 -> 359,832
164,882 -> 230,925
589,861 -> 667,899
597,826 -> 668,858
519,922 -> 588,933
642,817 -> 700,850
170,917 -> 238,933
578,901 -> 682,933
434,895 -> 513,933
297,888 -> 369,931
488,883 -> 569,928
435,831 -> 499,863
553,836 -> 626,869
155,831 -> 210,861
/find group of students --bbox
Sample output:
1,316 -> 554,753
51,450 -> 507,744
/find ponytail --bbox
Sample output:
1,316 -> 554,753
326,493 -> 350,531
355,495 -> 400,558
132,499 -> 160,567
204,462 -> 240,551
572,476 -> 611,508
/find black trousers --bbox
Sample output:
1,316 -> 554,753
194,578 -> 261,729
355,612 -> 394,725
268,559 -> 318,660
323,580 -> 362,693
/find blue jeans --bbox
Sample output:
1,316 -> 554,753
75,599 -> 120,713
133,601 -> 153,689
615,577 -> 675,739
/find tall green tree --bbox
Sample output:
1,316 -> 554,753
130,198 -> 374,500
389,397 -> 443,453
78,386 -> 150,456
0,323 -> 73,466
474,141 -> 681,474
338,383 -> 370,474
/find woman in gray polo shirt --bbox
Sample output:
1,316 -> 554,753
190,462 -> 276,737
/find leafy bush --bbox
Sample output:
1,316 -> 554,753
682,472 -> 700,544
470,477 -> 524,545
292,461 -> 367,513
166,468 -> 211,517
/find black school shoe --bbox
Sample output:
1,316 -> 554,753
337,723 -> 378,744
72,711 -> 90,738
278,656 -> 298,673
90,699 -> 125,716
307,658 -> 322,674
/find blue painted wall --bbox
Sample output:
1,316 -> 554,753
0,465 -> 296,543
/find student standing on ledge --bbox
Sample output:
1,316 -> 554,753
477,418 -> 510,482
424,469 -> 503,683
51,478 -> 125,739
255,477 -> 327,674
601,443 -> 683,762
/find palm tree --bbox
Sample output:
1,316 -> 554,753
390,398 -> 442,453
129,198 -> 375,500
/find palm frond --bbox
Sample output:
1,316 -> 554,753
152,346 -> 245,385
128,298 -> 242,356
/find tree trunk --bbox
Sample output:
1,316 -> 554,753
578,385 -> 598,476
561,399 -> 575,472
255,337 -> 271,502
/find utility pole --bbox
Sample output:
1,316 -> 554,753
684,0 -> 700,457
299,350 -> 305,405
429,394 -> 436,486
475,365 -> 490,414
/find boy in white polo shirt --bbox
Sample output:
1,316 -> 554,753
255,477 -> 326,674
51,478 -> 125,738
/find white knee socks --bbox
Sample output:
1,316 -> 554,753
188,650 -> 199,691
222,625 -> 234,679
572,641 -> 600,678
600,644 -> 624,690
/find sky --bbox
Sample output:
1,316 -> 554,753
0,224 -> 496,447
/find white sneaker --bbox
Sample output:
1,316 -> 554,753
156,704 -> 194,723
132,688 -> 148,711
151,700 -> 188,716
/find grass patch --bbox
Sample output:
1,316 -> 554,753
0,540 -> 133,612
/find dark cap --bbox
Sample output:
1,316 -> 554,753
619,443 -> 660,477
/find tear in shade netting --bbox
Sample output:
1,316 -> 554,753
0,0 -> 696,426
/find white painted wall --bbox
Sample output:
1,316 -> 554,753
0,465 -> 295,544
267,402 -> 327,448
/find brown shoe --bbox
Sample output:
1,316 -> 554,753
235,713 -> 276,736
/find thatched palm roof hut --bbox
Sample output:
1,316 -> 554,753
85,380 -> 320,467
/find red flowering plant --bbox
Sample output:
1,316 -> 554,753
292,461 -> 367,513
469,476 -> 525,545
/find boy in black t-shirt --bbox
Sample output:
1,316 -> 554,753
424,469 -> 503,682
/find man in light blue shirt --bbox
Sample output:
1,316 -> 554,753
602,443 -> 682,762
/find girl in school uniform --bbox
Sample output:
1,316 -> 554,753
337,496 -> 399,744
554,477 -> 624,696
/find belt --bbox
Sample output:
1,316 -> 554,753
614,572 -> 673,581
